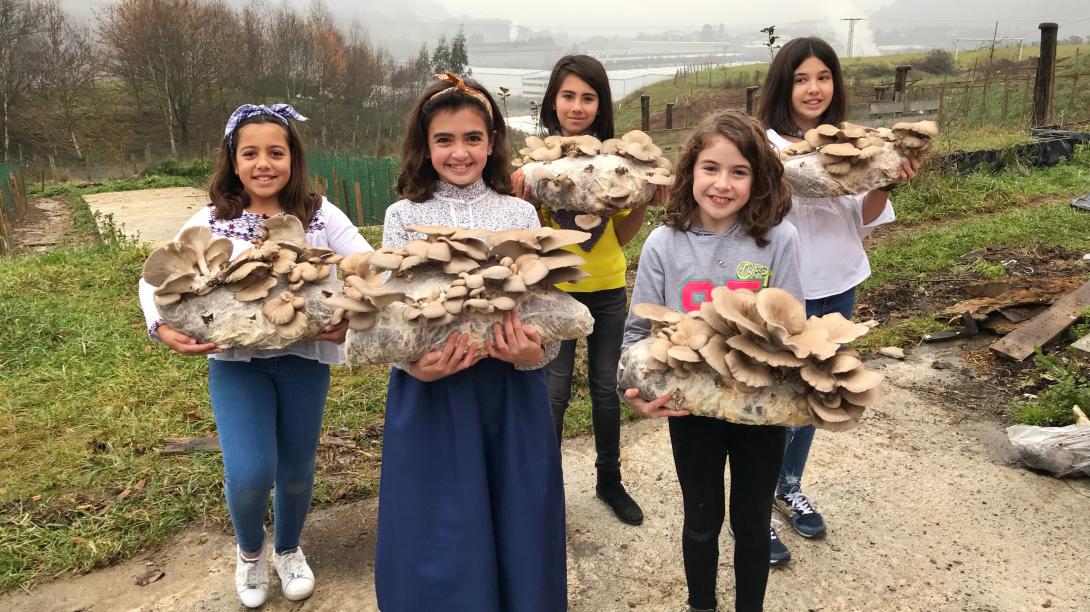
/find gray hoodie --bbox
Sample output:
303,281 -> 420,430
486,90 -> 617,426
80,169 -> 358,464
622,222 -> 803,351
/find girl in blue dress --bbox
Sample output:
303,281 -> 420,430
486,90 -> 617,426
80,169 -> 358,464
374,73 -> 567,611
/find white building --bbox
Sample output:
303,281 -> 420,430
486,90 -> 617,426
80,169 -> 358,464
469,65 -> 687,102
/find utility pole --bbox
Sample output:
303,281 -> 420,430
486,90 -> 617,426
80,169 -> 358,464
987,21 -> 999,66
841,17 -> 865,58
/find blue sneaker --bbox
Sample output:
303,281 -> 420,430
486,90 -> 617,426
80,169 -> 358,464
775,490 -> 827,538
769,525 -> 791,567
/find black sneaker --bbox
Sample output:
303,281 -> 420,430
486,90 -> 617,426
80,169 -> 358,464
774,490 -> 827,539
595,480 -> 644,526
769,525 -> 791,567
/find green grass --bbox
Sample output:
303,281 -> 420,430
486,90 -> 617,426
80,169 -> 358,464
849,316 -> 949,352
28,174 -> 208,198
1010,351 -> 1090,426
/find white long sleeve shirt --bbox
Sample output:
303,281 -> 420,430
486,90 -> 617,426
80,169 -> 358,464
138,197 -> 372,365
767,129 -> 895,299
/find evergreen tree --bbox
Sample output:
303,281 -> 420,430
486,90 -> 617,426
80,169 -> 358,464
431,35 -> 450,72
449,27 -> 469,75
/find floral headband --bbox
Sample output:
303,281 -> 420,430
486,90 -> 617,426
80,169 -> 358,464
428,72 -> 493,120
223,103 -> 307,151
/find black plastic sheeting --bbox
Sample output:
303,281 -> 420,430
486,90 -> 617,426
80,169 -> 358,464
933,129 -> 1090,175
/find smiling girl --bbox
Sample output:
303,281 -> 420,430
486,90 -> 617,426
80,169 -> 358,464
138,104 -> 372,608
621,109 -> 800,612
374,73 -> 566,611
757,37 -> 920,563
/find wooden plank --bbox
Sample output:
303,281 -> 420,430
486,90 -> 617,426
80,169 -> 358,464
906,99 -> 940,112
160,436 -> 221,455
869,100 -> 905,114
990,280 -> 1090,360
1071,332 -> 1090,356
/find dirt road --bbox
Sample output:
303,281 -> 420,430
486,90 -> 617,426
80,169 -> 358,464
83,187 -> 208,245
6,341 -> 1089,612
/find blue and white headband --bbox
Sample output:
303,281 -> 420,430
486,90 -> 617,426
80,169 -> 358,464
223,104 -> 307,150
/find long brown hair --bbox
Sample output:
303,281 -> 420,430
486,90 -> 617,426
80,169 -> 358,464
666,110 -> 792,247
539,55 -> 615,139
757,37 -> 848,137
208,114 -> 321,225
397,76 -> 512,202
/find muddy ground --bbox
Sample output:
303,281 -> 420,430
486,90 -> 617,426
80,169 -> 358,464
5,194 -> 1090,611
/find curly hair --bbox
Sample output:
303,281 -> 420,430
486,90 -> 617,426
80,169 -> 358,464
665,110 -> 792,247
397,76 -> 512,202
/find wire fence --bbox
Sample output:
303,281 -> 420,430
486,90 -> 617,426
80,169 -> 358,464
0,161 -> 29,255
308,154 -> 400,226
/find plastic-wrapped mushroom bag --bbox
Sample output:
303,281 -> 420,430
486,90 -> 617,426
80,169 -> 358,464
142,216 -> 343,349
340,226 -> 595,365
515,130 -> 674,230
1006,407 -> 1090,478
779,120 -> 938,198
617,287 -> 883,429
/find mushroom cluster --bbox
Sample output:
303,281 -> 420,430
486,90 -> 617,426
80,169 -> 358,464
617,287 -> 883,430
142,216 -> 344,349
336,225 -> 596,365
516,131 -> 674,229
778,120 -> 938,198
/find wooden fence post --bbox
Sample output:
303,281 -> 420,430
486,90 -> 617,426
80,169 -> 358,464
665,103 -> 674,129
894,66 -> 911,101
640,95 -> 650,131
1032,22 -> 1058,127
353,181 -> 363,226
1001,76 -> 1011,126
745,86 -> 759,115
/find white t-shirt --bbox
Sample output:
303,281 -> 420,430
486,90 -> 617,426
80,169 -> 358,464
767,129 -> 895,300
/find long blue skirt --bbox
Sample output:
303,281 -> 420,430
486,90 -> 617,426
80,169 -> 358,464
375,358 -> 567,611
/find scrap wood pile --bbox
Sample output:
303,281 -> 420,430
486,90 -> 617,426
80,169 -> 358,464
618,287 -> 883,429
779,120 -> 938,198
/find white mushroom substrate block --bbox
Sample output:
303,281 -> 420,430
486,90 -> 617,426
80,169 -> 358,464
516,131 -> 674,229
780,120 -> 938,198
333,225 -> 597,365
618,340 -> 811,426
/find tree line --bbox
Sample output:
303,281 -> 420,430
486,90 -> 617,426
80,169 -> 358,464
1,0 -> 472,169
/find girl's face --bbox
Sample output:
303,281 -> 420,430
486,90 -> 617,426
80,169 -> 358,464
790,56 -> 834,131
554,74 -> 599,136
427,107 -> 493,187
235,122 -> 292,207
691,135 -> 752,234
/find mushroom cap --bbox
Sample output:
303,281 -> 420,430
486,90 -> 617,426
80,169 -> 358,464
835,366 -> 883,393
369,252 -> 404,270
667,344 -> 701,363
490,296 -> 517,311
339,252 -> 373,277
503,275 -> 528,293
726,334 -> 805,368
143,242 -> 199,286
325,295 -> 377,313
421,301 -> 447,319
857,145 -> 885,160
262,293 -> 299,325
695,300 -> 735,336
543,267 -> 591,286
799,363 -> 837,393
439,236 -> 489,260
263,215 -> 306,244
696,334 -> 732,378
821,142 -> 862,158
157,270 -> 199,295
405,239 -> 431,258
725,349 -> 774,387
425,241 -> 453,262
711,287 -> 767,340
633,303 -> 684,324
824,161 -> 852,175
574,214 -> 603,230
225,260 -> 271,285
480,265 -> 513,280
406,225 -> 459,237
649,337 -> 672,363
841,386 -> 883,406
672,317 -> 716,351
276,310 -> 310,340
806,312 -> 870,345
804,129 -> 832,148
517,258 -> 549,285
234,276 -> 278,302
806,393 -> 855,423
782,328 -> 839,360
815,124 -> 841,137
348,311 -> 377,331
756,287 -> 806,339
445,285 -> 469,299
541,251 -> 585,270
154,291 -> 182,306
892,120 -> 938,137
443,256 -> 479,275
539,229 -> 591,252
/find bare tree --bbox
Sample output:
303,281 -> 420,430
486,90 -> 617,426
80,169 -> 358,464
38,1 -> 96,159
0,0 -> 43,161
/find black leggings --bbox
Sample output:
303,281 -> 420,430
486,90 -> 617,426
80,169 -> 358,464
669,415 -> 786,612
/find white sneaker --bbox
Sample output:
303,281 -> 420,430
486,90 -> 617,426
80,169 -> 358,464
235,544 -> 269,608
273,547 -> 315,601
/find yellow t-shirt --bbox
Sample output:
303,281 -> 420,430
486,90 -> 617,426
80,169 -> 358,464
541,208 -> 630,293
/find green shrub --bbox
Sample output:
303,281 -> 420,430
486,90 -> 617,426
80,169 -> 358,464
1010,351 -> 1090,426
150,157 -> 212,178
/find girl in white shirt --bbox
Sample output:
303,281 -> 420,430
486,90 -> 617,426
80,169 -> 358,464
756,37 -> 920,565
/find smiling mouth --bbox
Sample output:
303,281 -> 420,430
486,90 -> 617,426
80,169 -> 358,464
708,195 -> 733,206
253,176 -> 277,183
447,163 -> 473,172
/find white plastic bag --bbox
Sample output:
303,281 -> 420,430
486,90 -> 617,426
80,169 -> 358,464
1007,407 -> 1090,477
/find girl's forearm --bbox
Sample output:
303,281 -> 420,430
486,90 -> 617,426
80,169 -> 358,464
861,190 -> 889,225
614,203 -> 648,246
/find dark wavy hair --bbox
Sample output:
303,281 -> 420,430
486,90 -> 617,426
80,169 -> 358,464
757,37 -> 848,137
397,77 -> 512,202
665,110 -> 792,247
539,55 -> 614,139
208,114 -> 321,225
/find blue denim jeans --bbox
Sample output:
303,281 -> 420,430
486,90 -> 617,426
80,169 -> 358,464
777,286 -> 857,496
208,355 -> 330,554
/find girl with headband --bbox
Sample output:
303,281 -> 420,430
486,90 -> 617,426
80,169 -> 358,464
138,104 -> 372,608
373,73 -> 566,611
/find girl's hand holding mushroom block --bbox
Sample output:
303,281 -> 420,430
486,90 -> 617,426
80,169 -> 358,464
157,323 -> 221,355
408,331 -> 482,382
308,321 -> 349,344
485,311 -> 545,368
622,388 -> 689,419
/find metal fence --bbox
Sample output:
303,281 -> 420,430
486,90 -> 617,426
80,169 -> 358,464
308,154 -> 399,226
0,161 -> 29,255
